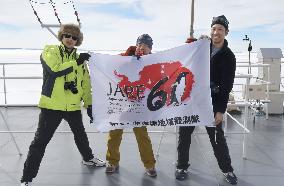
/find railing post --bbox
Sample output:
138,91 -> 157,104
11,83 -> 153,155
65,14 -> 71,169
224,111 -> 228,136
243,76 -> 250,159
2,64 -> 7,106
266,66 -> 270,119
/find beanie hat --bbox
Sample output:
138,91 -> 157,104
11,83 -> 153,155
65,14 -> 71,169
136,34 -> 153,49
58,24 -> 83,46
211,15 -> 229,30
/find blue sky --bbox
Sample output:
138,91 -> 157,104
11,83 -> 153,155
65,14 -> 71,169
0,0 -> 283,53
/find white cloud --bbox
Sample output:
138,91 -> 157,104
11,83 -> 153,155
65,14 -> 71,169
0,0 -> 283,52
79,0 -> 139,3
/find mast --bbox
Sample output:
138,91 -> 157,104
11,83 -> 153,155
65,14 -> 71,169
189,0 -> 195,38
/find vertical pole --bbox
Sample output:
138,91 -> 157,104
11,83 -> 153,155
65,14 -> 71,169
3,65 -> 7,106
266,66 -> 270,119
243,77 -> 250,159
224,111 -> 228,136
243,103 -> 248,159
175,126 -> 179,165
189,0 -> 195,38
155,126 -> 167,158
248,50 -> 251,74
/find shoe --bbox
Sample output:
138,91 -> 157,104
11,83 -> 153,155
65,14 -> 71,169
21,182 -> 32,186
223,172 -> 238,185
105,164 -> 119,173
145,167 -> 157,177
82,157 -> 106,167
175,168 -> 188,180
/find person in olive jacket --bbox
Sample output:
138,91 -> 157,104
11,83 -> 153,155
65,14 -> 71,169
175,15 -> 238,185
20,24 -> 105,186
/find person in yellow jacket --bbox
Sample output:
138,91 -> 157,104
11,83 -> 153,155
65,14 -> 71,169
20,24 -> 105,186
105,34 -> 157,177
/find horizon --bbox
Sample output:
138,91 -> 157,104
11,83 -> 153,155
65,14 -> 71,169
0,47 -> 265,54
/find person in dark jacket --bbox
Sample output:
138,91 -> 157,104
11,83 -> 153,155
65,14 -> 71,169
175,15 -> 238,185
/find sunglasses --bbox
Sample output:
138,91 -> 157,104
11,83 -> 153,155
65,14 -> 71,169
63,34 -> 78,41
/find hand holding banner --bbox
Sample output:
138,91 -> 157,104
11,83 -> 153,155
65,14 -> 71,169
89,40 -> 214,132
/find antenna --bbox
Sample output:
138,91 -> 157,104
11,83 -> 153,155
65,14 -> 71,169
242,35 -> 253,74
243,35 -> 249,41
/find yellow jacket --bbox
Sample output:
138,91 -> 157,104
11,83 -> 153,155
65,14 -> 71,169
38,44 -> 92,111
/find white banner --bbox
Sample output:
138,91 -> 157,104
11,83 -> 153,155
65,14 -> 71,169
89,40 -> 214,132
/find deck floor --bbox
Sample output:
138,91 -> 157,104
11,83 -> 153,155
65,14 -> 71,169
1,107 -> 284,186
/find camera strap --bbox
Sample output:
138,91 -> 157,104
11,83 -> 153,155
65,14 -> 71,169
58,46 -> 78,84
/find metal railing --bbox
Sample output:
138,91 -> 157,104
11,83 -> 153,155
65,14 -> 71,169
0,62 -> 42,106
236,63 -> 271,120
0,54 -> 282,159
1,60 -> 284,106
0,61 -> 254,158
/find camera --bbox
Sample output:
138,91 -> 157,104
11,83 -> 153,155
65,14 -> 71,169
64,81 -> 78,94
210,82 -> 220,94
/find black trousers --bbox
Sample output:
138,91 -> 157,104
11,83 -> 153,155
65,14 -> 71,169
177,123 -> 234,173
21,108 -> 94,182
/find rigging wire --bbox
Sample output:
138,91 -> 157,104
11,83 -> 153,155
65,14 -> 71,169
49,0 -> 62,24
63,0 -> 81,26
71,1 -> 81,27
28,0 -> 43,25
29,0 -> 49,4
28,0 -> 81,26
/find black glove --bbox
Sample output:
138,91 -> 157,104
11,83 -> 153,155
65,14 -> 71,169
87,105 -> 93,123
77,53 -> 91,65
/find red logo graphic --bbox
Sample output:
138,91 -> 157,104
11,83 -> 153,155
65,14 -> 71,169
114,61 -> 195,111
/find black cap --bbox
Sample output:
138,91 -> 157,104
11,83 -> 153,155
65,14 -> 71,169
211,15 -> 229,30
136,34 -> 153,49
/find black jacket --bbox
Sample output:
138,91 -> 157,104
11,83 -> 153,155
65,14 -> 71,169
210,39 -> 236,113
